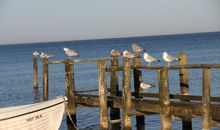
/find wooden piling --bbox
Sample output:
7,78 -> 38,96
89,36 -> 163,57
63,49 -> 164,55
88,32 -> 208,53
110,56 -> 120,130
98,59 -> 109,130
42,58 -> 49,101
122,58 -> 132,130
178,52 -> 192,130
64,59 -> 77,129
158,69 -> 171,130
33,56 -> 38,89
202,68 -> 211,130
133,56 -> 145,130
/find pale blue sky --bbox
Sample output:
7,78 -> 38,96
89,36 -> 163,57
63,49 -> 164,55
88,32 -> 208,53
0,0 -> 220,44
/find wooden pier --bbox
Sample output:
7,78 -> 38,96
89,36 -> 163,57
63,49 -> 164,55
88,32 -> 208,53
33,52 -> 220,130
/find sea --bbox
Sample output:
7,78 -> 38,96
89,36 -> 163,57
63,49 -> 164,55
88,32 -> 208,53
0,32 -> 220,130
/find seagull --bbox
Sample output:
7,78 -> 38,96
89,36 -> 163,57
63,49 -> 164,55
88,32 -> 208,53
140,82 -> 156,91
163,52 -> 179,66
143,52 -> 160,66
123,50 -> 136,58
132,43 -> 146,54
33,51 -> 40,57
40,52 -> 54,59
111,49 -> 122,57
63,47 -> 79,58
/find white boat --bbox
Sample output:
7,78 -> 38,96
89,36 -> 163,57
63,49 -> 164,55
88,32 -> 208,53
0,96 -> 67,130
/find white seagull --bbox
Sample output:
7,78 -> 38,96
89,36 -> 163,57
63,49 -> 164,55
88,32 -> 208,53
123,50 -> 136,59
111,49 -> 122,57
33,51 -> 40,57
40,52 -> 54,59
163,52 -> 179,66
140,82 -> 156,91
132,43 -> 146,54
63,47 -> 79,58
143,52 -> 160,66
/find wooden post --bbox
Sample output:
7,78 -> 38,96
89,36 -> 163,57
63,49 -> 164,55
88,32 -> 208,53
110,56 -> 121,130
42,58 -> 49,101
202,68 -> 211,130
178,52 -> 192,130
33,56 -> 38,89
34,87 -> 40,102
98,59 -> 109,130
133,55 -> 145,130
122,58 -> 132,130
158,69 -> 171,130
65,59 -> 77,129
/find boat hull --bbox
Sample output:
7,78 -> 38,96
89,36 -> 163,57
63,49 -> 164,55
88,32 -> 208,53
0,96 -> 66,130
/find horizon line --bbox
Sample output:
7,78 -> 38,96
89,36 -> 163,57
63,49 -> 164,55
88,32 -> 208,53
1,31 -> 220,46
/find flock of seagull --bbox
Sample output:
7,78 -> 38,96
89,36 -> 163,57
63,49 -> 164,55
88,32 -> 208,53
111,43 -> 180,66
33,44 -> 179,67
32,44 -> 180,91
32,47 -> 79,59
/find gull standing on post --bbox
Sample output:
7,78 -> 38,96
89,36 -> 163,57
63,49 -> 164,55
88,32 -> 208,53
40,52 -> 54,59
132,43 -> 146,54
111,49 -> 122,57
33,51 -> 40,57
143,52 -> 160,66
163,52 -> 179,66
63,47 -> 79,59
123,50 -> 135,59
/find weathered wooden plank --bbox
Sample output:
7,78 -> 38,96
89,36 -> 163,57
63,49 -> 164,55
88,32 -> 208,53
110,119 -> 122,124
47,60 -> 65,64
135,64 -> 220,70
65,59 -> 77,129
75,93 -> 220,120
158,69 -> 171,130
178,52 -> 192,130
133,56 -> 145,129
122,58 -> 132,130
107,64 -> 220,72
202,68 -> 211,130
47,58 -> 112,64
74,57 -> 112,63
139,92 -> 220,102
75,89 -> 98,93
42,58 -> 49,101
33,56 -> 38,89
110,56 -> 121,130
98,60 -> 109,130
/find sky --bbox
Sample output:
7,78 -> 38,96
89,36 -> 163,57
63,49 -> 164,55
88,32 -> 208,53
0,0 -> 220,45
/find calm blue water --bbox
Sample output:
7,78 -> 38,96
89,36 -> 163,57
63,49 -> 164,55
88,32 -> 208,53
0,32 -> 220,130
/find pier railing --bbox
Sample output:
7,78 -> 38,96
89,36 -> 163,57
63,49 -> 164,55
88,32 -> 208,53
33,52 -> 220,130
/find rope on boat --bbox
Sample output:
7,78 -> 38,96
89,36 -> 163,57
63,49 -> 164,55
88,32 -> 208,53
63,97 -> 78,130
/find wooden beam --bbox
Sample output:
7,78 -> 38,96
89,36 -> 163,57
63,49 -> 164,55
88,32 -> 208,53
110,56 -> 121,130
98,60 -> 109,130
202,68 -> 211,130
107,63 -> 220,72
135,64 -> 220,70
122,58 -> 132,130
75,93 -> 220,120
178,52 -> 192,130
139,92 -> 220,102
33,56 -> 38,89
159,69 -> 171,130
133,55 -> 145,129
42,58 -> 49,101
65,59 -> 77,129
75,89 -> 98,93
